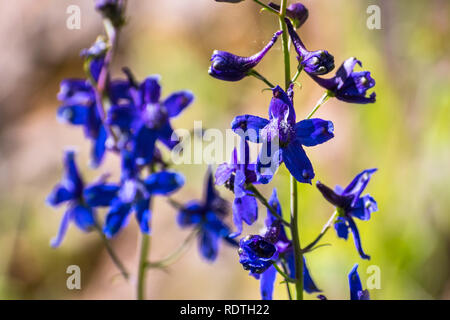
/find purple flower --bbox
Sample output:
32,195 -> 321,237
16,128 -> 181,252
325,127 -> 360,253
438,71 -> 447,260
309,57 -> 376,104
103,150 -> 185,238
47,151 -> 119,247
216,139 -> 258,237
231,85 -> 334,184
285,19 -> 335,75
209,30 -> 283,81
238,189 -> 320,300
316,168 -> 378,260
107,75 -> 194,166
349,264 -> 370,300
177,169 -> 237,261
269,2 -> 309,28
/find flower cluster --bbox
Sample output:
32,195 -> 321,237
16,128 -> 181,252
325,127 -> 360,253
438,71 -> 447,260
212,0 -> 377,300
48,0 -> 237,297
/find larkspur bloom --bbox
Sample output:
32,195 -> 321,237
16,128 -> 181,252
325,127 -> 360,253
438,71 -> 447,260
103,150 -> 185,237
208,30 -> 283,81
177,169 -> 237,261
57,55 -> 130,167
106,74 -> 194,166
348,264 -> 370,300
47,150 -> 119,247
309,57 -> 376,104
216,139 -> 258,237
231,85 -> 334,184
238,189 -> 320,300
269,2 -> 309,28
285,19 -> 334,75
316,168 -> 378,260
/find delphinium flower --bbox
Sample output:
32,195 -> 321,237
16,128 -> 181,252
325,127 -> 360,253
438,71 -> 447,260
47,150 -> 118,247
103,149 -> 185,238
95,0 -> 126,27
231,85 -> 334,184
209,30 -> 283,82
106,74 -> 194,166
215,139 -> 258,237
348,264 -> 370,300
285,19 -> 335,76
238,189 -> 320,300
177,170 -> 237,261
316,169 -> 378,260
57,47 -> 131,167
309,57 -> 376,104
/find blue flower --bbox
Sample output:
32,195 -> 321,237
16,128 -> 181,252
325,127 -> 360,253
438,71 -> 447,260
47,150 -> 118,247
177,169 -> 237,262
216,139 -> 258,237
310,57 -> 376,104
238,189 -> 320,300
349,264 -> 370,300
103,150 -> 185,238
316,168 -> 378,259
209,31 -> 283,81
57,71 -> 130,167
231,85 -> 334,184
285,19 -> 335,75
107,75 -> 194,166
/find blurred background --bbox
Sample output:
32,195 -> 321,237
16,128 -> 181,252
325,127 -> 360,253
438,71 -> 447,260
0,0 -> 449,300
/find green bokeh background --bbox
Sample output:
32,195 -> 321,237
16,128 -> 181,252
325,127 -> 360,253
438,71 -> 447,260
0,0 -> 448,299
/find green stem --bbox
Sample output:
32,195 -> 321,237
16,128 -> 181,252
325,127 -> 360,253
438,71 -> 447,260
94,224 -> 130,280
247,184 -> 290,227
306,92 -> 331,119
253,0 -> 279,15
248,69 -> 276,88
272,262 -> 296,283
137,233 -> 150,300
146,229 -> 198,269
303,210 -> 337,253
281,261 -> 293,300
291,66 -> 303,83
279,0 -> 291,90
290,176 -> 303,300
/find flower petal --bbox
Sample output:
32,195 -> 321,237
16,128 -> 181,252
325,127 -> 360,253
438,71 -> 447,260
347,217 -> 371,260
177,201 -> 203,227
50,209 -> 72,248
84,183 -> 119,207
135,197 -> 152,234
47,184 -> 75,207
164,91 -> 194,118
144,171 -> 185,195
316,181 -> 350,208
348,264 -> 364,300
303,256 -> 321,293
71,204 -> 96,232
269,86 -> 296,124
199,229 -> 219,261
256,141 -> 282,184
260,265 -> 277,300
57,105 -> 89,125
334,217 -> 349,240
348,194 -> 378,221
343,168 -> 377,206
140,76 -> 161,104
295,118 -> 334,147
231,195 -> 258,238
231,115 -> 269,143
91,124 -> 107,168
282,140 -> 314,184
103,199 -> 132,238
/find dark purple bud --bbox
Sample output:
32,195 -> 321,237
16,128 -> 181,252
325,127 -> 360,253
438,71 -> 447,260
238,235 -> 277,274
285,19 -> 335,75
209,30 -> 283,81
269,2 -> 309,28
